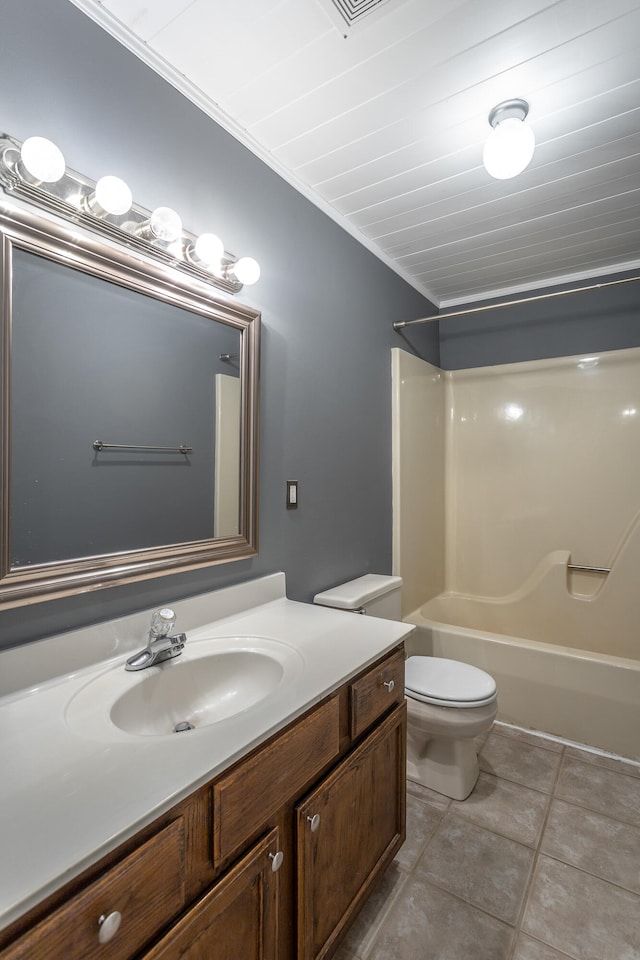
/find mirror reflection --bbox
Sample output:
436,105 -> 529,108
0,205 -> 260,607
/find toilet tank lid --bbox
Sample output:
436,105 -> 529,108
313,574 -> 403,610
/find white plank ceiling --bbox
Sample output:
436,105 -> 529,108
71,0 -> 640,306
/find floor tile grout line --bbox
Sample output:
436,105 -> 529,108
444,805 -> 536,855
384,776 -> 529,949
479,735 -> 564,796
402,800 -> 450,876
402,787 -> 450,866
478,764 -> 558,797
559,752 -> 640,787
494,722 -> 640,771
554,756 -> 640,828
548,788 -> 640,830
356,792 -> 449,959
454,770 -> 554,849
415,874 -> 521,934
408,761 -> 558,952
491,726 -> 566,756
563,747 -> 640,775
356,864 -> 413,960
524,935 -> 578,960
518,931 -> 583,960
505,741 -> 566,960
536,848 -> 640,901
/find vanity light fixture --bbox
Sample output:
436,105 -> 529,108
187,232 -> 225,270
225,256 -> 261,286
0,132 -> 261,292
483,99 -> 535,180
137,206 -> 183,244
85,175 -> 133,217
17,136 -> 66,185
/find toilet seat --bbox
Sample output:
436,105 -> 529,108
405,656 -> 497,709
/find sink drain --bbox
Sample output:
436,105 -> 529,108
173,721 -> 196,733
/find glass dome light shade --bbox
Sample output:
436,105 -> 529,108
483,116 -> 535,180
149,206 -> 182,242
94,176 -> 132,216
194,232 -> 224,267
233,256 -> 261,285
20,136 -> 66,183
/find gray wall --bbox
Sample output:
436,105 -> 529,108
12,248 -> 240,563
0,0 -> 439,648
439,268 -> 640,370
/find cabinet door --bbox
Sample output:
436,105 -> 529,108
142,829 -> 281,960
296,704 -> 406,960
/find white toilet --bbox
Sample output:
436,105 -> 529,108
313,574 -> 497,801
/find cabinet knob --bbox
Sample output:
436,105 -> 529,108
97,911 -> 122,944
383,679 -> 395,693
269,850 -> 284,872
307,813 -> 321,832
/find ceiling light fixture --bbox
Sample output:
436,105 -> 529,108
0,132 -> 261,291
483,99 -> 535,180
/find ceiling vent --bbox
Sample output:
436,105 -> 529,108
319,0 -> 399,31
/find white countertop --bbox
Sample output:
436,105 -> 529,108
0,574 -> 413,931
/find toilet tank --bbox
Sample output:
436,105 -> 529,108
313,574 -> 403,620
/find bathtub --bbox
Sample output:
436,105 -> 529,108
405,589 -> 640,761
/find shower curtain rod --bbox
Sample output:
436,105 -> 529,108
393,274 -> 640,331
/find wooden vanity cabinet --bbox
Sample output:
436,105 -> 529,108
296,705 -> 406,960
0,820 -> 188,960
0,645 -> 405,960
141,829 -> 280,960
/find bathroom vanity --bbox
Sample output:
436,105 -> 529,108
0,575 -> 411,960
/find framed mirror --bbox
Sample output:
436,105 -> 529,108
0,202 -> 260,608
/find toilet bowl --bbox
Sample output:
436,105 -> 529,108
405,656 -> 497,800
312,575 -> 498,801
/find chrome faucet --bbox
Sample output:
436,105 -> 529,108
125,607 -> 187,671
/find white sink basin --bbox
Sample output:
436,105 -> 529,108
65,636 -> 304,739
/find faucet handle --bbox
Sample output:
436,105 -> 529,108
150,607 -> 176,638
169,632 -> 187,653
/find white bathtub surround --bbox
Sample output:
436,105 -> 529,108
392,345 -> 640,759
391,349 -> 445,618
446,347 -> 640,604
0,573 -> 413,932
405,613 -> 640,762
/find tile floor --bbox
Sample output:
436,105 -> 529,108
334,721 -> 640,960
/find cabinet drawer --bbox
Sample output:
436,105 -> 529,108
213,694 -> 340,864
3,819 -> 186,960
350,648 -> 404,740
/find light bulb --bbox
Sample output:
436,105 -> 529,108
483,99 -> 535,180
19,136 -> 66,183
192,232 -> 224,268
232,256 -> 261,285
149,206 -> 182,242
92,175 -> 132,216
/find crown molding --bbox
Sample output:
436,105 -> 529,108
67,0 -> 440,308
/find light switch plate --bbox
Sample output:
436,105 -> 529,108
286,480 -> 298,509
